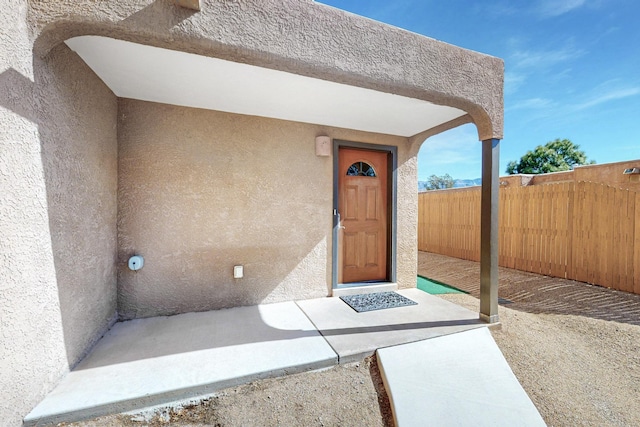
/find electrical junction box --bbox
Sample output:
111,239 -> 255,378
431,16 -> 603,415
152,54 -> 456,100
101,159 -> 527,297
128,255 -> 144,271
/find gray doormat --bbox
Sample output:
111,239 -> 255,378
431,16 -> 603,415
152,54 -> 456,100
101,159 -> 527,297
340,291 -> 418,313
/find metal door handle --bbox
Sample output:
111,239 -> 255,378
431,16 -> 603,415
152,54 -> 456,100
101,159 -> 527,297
336,211 -> 345,229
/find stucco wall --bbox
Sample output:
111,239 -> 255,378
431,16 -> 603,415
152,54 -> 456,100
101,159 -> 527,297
38,43 -> 119,364
574,160 -> 640,191
0,2 -> 67,425
0,0 -> 501,422
117,99 -> 416,319
528,170 -> 575,185
521,160 -> 640,191
0,2 -> 118,424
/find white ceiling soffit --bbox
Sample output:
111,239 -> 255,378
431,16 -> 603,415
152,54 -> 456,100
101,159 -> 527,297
65,36 -> 466,137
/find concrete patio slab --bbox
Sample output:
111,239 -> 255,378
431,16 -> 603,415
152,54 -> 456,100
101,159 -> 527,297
24,301 -> 337,426
296,288 -> 486,363
377,327 -> 546,427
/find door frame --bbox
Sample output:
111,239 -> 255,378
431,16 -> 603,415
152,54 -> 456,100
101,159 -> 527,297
332,139 -> 397,289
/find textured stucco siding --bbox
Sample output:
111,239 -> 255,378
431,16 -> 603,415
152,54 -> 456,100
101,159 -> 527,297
1,2 -> 68,426
396,150 -> 420,291
0,2 -> 118,424
117,99 -> 416,318
1,0 -> 504,423
530,160 -> 640,191
38,43 -> 119,364
30,0 -> 503,140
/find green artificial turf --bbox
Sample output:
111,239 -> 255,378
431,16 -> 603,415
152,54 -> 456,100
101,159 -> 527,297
417,275 -> 466,295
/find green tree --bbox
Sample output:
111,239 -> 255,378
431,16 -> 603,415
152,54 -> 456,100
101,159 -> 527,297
425,173 -> 455,190
506,138 -> 595,175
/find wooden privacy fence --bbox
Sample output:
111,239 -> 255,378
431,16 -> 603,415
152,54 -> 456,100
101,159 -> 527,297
418,181 -> 640,295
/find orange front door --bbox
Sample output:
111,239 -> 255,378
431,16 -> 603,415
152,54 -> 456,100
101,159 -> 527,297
338,147 -> 388,283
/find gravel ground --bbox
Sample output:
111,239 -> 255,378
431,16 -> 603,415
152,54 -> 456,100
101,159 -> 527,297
62,290 -> 640,427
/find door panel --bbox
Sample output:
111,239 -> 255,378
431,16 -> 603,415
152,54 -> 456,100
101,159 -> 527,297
344,186 -> 358,220
343,232 -> 358,268
364,232 -> 378,266
338,147 -> 388,283
365,187 -> 378,220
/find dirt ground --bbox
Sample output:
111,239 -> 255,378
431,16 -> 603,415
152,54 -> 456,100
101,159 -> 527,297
443,293 -> 640,427
60,355 -> 393,427
61,290 -> 640,427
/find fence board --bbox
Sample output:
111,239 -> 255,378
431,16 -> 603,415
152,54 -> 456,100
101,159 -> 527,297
620,188 -> 636,292
572,182 -> 587,283
417,181 -> 639,295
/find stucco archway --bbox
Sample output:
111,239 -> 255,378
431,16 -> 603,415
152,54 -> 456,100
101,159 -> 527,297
2,2 -> 503,424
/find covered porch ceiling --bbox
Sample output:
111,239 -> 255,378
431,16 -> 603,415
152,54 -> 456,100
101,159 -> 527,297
65,35 -> 467,138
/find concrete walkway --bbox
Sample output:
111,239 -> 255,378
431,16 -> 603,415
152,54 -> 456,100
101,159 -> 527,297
25,289 -> 542,426
24,302 -> 337,426
377,328 -> 546,427
298,288 -> 485,363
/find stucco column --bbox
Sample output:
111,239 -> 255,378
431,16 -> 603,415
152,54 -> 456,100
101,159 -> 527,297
480,138 -> 500,323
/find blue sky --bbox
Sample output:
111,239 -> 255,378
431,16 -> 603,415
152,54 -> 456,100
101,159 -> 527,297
318,0 -> 640,180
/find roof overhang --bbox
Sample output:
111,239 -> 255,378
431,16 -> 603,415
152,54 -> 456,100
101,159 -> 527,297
65,35 -> 467,137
